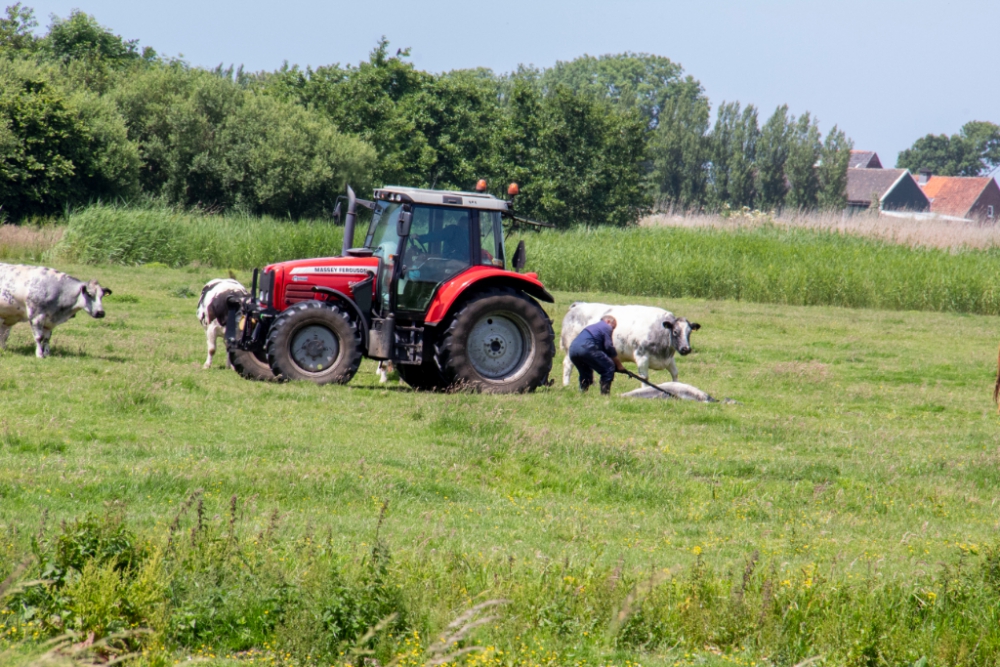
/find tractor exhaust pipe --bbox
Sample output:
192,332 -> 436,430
342,185 -> 357,257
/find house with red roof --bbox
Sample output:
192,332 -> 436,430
917,172 -> 1000,222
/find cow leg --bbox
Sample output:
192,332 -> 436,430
666,355 -> 679,382
635,354 -> 650,379
204,321 -> 221,369
29,318 -> 51,358
0,323 -> 10,350
562,353 -> 574,386
377,361 -> 388,383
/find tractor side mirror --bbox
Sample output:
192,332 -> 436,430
512,240 -> 526,272
397,209 -> 412,237
332,202 -> 342,225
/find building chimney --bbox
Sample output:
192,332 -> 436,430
918,169 -> 932,185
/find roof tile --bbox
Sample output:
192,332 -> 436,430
920,176 -> 991,218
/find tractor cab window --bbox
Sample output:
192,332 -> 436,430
366,202 -> 403,315
365,202 -> 402,260
397,206 -> 473,313
479,210 -> 504,267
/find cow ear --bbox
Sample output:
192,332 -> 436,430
102,287 -> 112,296
662,318 -> 674,330
691,322 -> 701,330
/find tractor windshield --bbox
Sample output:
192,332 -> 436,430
364,201 -> 402,259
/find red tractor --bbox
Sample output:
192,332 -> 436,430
225,183 -> 555,393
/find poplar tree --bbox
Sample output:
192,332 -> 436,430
785,112 -> 822,211
708,102 -> 758,210
818,125 -> 852,210
646,79 -> 710,210
757,105 -> 792,210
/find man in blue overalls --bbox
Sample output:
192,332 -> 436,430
568,315 -> 626,395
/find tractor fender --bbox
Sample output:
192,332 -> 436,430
423,266 -> 554,326
310,286 -> 370,349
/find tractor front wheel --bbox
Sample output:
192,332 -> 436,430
266,300 -> 362,384
227,345 -> 275,381
436,287 -> 554,393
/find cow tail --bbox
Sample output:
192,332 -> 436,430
994,342 -> 1000,412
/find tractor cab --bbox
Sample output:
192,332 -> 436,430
226,183 -> 555,393
361,186 -> 508,317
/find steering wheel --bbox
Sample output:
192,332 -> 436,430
409,235 -> 430,254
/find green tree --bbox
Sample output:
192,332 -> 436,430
0,58 -> 139,219
757,105 -> 792,210
260,39 -> 430,186
42,10 -> 153,66
646,80 -> 709,210
538,52 -> 686,128
112,64 -> 374,217
784,112 -> 821,211
495,83 -> 649,227
708,101 -> 758,210
399,69 -> 504,190
817,125 -> 852,210
220,93 -> 376,217
0,3 -> 37,53
897,121 -> 1000,176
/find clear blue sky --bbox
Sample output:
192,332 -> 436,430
24,0 -> 1000,166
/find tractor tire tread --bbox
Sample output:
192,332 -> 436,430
436,286 -> 554,393
266,300 -> 362,385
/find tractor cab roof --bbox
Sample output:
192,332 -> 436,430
373,185 -> 511,212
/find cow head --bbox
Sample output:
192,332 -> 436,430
661,316 -> 700,355
80,280 -> 111,318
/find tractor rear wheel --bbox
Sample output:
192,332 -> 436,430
436,287 -> 554,393
266,300 -> 362,385
227,345 -> 275,381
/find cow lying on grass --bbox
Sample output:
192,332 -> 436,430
621,381 -> 736,403
560,302 -> 700,386
0,263 -> 111,358
198,278 -> 247,369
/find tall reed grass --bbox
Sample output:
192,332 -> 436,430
643,209 -> 1000,250
0,224 -> 63,263
56,205 -> 345,269
52,204 -> 1000,316
521,224 -> 1000,315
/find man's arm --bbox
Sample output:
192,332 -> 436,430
601,324 -> 625,371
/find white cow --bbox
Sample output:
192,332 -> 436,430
0,263 -> 111,358
197,278 -> 247,369
560,302 -> 700,386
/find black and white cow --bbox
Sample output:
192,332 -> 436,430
0,263 -> 111,358
197,278 -> 247,369
560,302 -> 700,386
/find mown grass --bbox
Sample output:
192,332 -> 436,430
2,264 -> 1000,666
47,204 -> 1000,315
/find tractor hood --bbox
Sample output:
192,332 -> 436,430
265,256 -> 378,276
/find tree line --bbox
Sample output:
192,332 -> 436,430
0,3 -> 858,226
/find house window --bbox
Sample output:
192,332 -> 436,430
989,205 -> 995,219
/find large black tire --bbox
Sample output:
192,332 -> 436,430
435,287 -> 554,393
397,361 -> 444,391
266,300 -> 362,385
227,345 -> 275,381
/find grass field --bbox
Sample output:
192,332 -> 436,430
2,263 -> 1000,666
